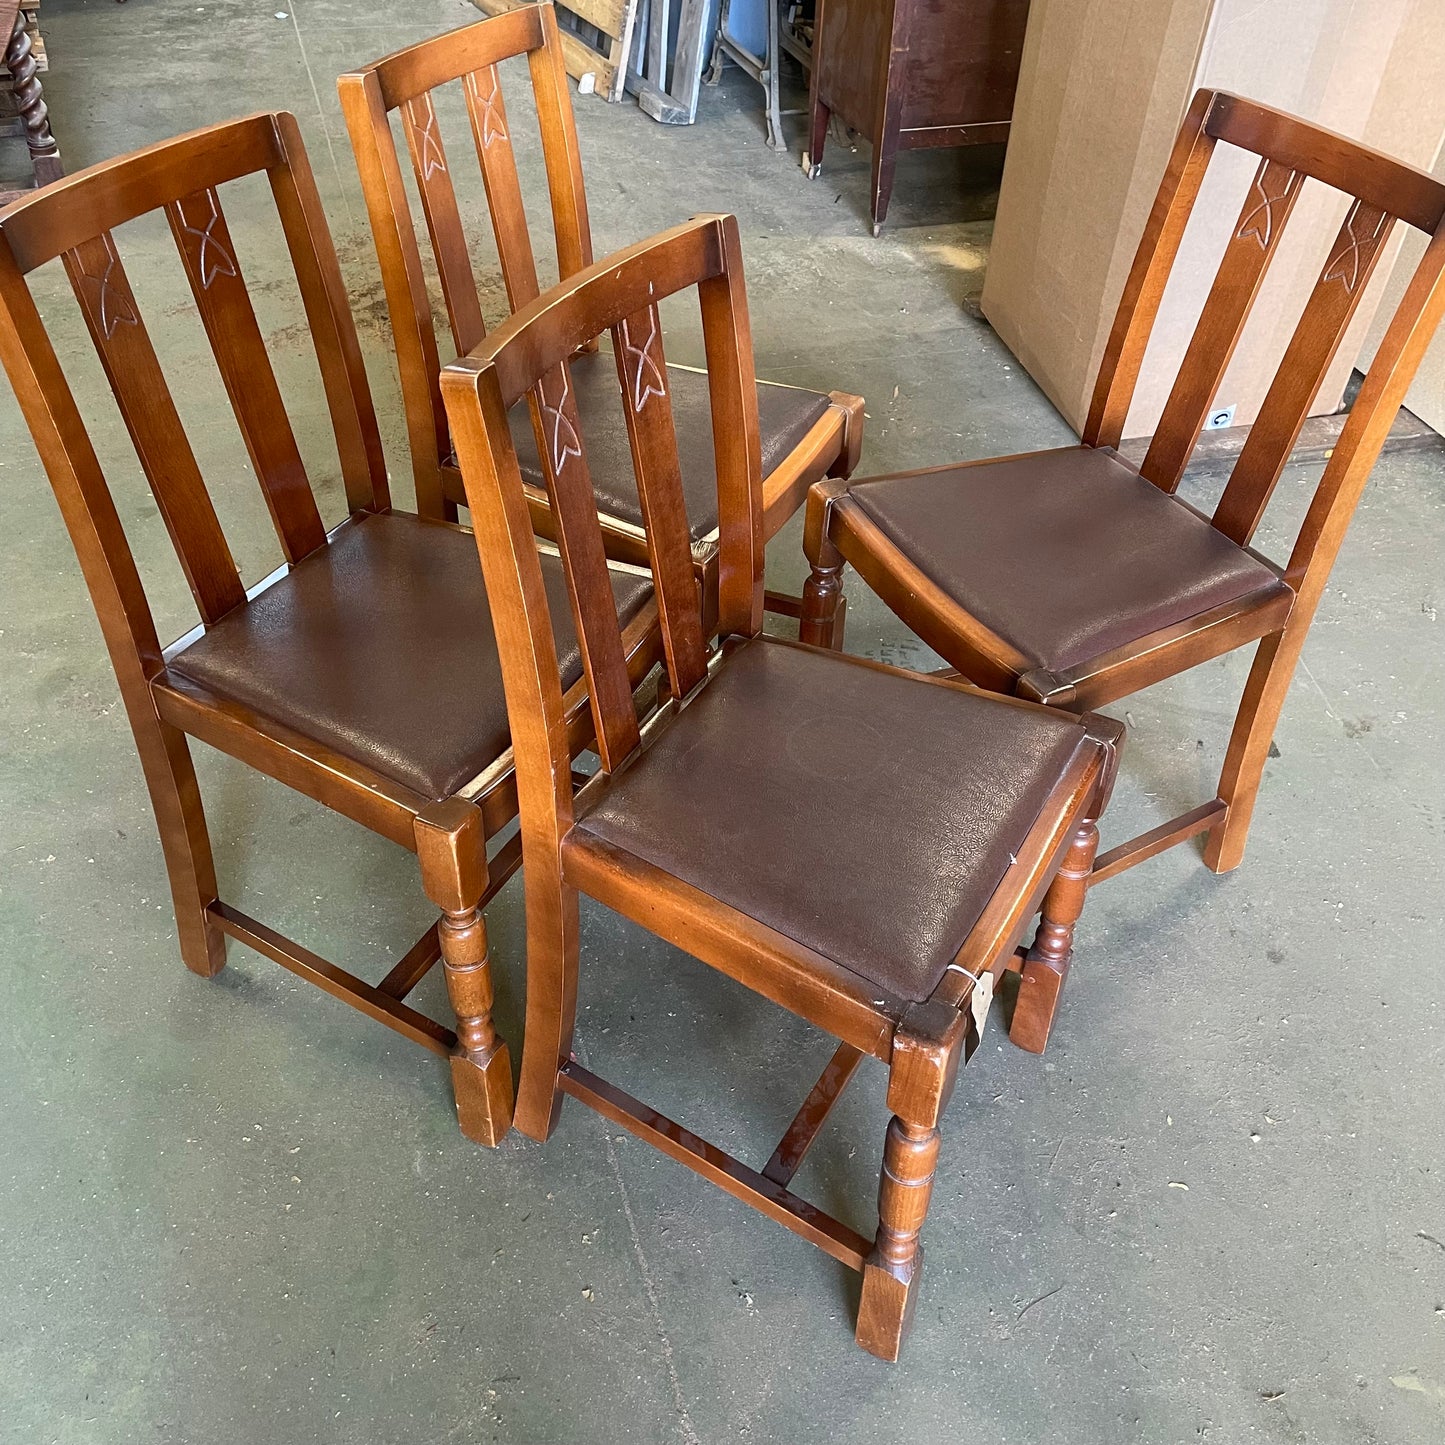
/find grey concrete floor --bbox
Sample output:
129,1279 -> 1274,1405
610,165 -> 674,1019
2,2 -> 1443,1441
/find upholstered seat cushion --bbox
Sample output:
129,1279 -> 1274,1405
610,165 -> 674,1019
849,446 -> 1290,674
168,512 -> 653,801
508,350 -> 832,541
572,639 -> 1092,1004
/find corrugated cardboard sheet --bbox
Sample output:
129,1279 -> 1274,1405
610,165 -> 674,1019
982,0 -> 1445,438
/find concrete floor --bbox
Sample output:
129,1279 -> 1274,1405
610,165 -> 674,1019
2,2 -> 1443,1441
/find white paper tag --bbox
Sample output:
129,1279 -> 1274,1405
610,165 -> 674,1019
970,970 -> 995,1042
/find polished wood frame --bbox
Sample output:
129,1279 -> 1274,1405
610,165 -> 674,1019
803,89 -> 1445,879
440,212 -> 1122,1358
0,112 -> 666,1147
338,1 -> 863,625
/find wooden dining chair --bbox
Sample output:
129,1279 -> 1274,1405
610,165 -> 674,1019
338,2 -> 864,629
439,212 -> 1123,1358
0,112 -> 665,1147
800,90 -> 1445,883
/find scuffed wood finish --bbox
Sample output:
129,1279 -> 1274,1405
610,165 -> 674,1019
0,114 -> 655,1148
339,3 -> 864,621
440,214 -> 1119,1358
804,0 -> 1030,234
808,88 -> 1445,880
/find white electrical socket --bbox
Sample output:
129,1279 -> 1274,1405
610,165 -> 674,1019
1204,403 -> 1237,431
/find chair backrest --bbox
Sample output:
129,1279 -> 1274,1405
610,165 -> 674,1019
339,3 -> 591,515
440,213 -> 761,835
0,112 -> 388,679
1086,89 -> 1445,605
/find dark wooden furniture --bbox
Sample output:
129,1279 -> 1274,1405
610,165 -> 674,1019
803,0 -> 1031,234
0,113 -> 666,1148
801,90 -> 1445,880
339,2 -> 863,631
1,0 -> 61,204
440,212 -> 1122,1359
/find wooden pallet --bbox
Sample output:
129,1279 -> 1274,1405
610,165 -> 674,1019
473,0 -> 639,102
626,0 -> 709,125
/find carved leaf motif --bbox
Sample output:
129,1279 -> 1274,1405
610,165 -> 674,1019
177,190 -> 238,290
1322,205 -> 1388,295
1236,168 -> 1298,250
621,313 -> 667,414
467,68 -> 508,150
542,367 -> 583,476
413,92 -> 446,179
80,236 -> 139,340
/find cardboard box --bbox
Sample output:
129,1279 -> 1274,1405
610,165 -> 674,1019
1357,12 -> 1445,433
981,0 -> 1445,440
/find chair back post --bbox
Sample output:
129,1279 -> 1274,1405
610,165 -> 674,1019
1083,88 -> 1218,451
338,3 -> 595,517
699,214 -> 766,639
0,232 -> 165,680
1283,220 -> 1445,617
338,64 -> 453,515
528,1 -> 594,287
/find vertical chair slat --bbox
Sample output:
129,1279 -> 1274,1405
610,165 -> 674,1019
612,304 -> 707,696
269,111 -> 391,516
166,186 -> 327,564
533,357 -> 642,769
1139,157 -> 1305,494
62,232 -> 245,623
402,90 -> 487,358
1213,201 -> 1397,546
464,63 -> 541,308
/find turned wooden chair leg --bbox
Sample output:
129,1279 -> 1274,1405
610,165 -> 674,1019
857,1115 -> 940,1360
1205,626 -> 1299,875
800,560 -> 846,649
1010,817 -> 1099,1054
141,714 -> 226,979
6,13 -> 62,188
801,482 -> 847,650
416,800 -> 514,1147
857,1005 -> 963,1360
512,873 -> 583,1143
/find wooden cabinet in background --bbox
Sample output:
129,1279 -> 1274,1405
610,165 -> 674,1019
804,0 -> 1031,234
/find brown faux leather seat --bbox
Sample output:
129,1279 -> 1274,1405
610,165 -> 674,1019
508,351 -> 833,541
849,447 -> 1291,672
169,511 -> 653,802
571,638 -> 1095,1003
